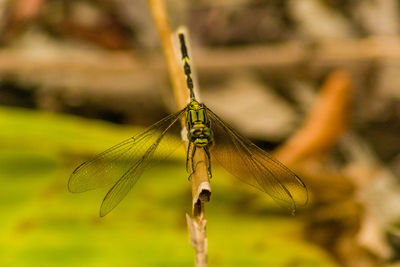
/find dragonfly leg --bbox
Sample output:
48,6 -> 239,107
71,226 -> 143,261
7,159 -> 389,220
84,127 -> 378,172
186,142 -> 192,173
204,146 -> 212,178
187,172 -> 193,181
190,145 -> 197,175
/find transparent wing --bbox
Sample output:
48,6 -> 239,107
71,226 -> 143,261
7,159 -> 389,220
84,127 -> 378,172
68,109 -> 185,216
206,107 -> 308,213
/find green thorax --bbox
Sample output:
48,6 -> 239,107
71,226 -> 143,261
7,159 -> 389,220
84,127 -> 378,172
186,100 -> 213,147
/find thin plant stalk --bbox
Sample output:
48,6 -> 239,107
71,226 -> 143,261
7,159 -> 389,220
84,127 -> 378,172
147,0 -> 210,266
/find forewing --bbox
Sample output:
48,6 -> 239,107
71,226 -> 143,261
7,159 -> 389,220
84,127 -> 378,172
207,107 -> 308,212
68,110 -> 185,193
99,122 -> 182,216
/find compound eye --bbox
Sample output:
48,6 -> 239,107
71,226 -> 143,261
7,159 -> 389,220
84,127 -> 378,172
193,129 -> 201,136
203,128 -> 210,136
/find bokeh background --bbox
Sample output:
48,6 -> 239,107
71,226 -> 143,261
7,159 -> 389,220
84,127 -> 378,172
1,0 -> 400,266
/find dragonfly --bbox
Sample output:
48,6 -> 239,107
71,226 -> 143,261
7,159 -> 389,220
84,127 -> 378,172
68,33 -> 308,217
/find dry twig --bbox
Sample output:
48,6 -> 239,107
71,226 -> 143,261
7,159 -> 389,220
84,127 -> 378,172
147,0 -> 210,266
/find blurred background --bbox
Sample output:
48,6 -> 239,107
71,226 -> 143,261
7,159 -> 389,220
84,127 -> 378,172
1,0 -> 400,266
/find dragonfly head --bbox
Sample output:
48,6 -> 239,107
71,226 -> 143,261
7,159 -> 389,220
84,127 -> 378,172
188,125 -> 213,147
189,100 -> 204,110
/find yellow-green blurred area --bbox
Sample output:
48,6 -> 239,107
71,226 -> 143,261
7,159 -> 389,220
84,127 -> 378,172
0,106 -> 337,266
2,0 -> 400,267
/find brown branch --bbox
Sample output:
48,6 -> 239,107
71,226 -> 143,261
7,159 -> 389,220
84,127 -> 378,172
272,69 -> 355,208
274,70 -> 352,164
146,0 -> 187,110
147,0 -> 210,266
190,151 -> 211,216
